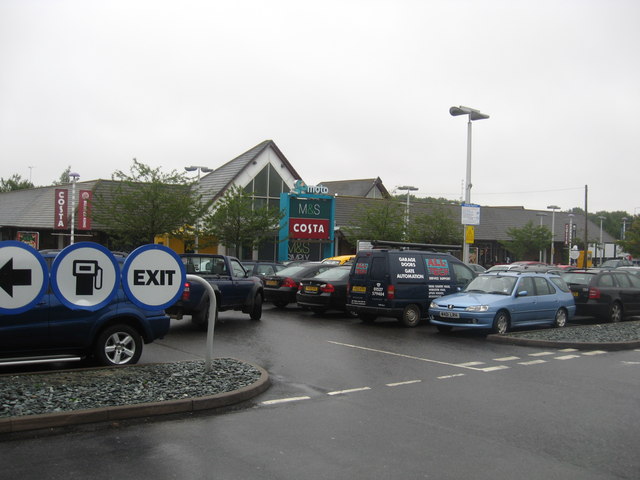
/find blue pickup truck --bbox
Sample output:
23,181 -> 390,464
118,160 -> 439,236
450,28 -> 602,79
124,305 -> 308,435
165,254 -> 263,329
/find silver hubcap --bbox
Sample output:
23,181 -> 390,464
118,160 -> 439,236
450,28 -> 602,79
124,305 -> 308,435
105,332 -> 136,364
556,310 -> 566,327
496,316 -> 508,334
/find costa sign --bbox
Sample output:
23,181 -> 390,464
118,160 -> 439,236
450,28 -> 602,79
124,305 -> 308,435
289,218 -> 330,240
54,189 -> 68,229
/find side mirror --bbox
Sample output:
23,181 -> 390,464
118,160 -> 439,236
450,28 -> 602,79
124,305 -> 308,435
516,290 -> 529,297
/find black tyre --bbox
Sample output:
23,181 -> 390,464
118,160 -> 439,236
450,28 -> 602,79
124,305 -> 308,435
609,302 -> 623,323
94,324 -> 142,366
436,325 -> 453,333
492,311 -> 510,334
250,293 -> 263,321
553,308 -> 567,328
273,300 -> 288,309
400,304 -> 421,328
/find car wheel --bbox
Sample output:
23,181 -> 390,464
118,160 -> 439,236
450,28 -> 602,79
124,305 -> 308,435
609,302 -> 623,323
400,304 -> 421,328
359,313 -> 376,323
492,311 -> 510,334
553,308 -> 567,328
250,293 -> 262,321
94,324 -> 142,366
436,325 -> 453,333
273,300 -> 288,309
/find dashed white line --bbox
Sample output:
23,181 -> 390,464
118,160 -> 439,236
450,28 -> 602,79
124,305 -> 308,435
518,359 -> 547,366
559,348 -> 579,352
582,350 -> 607,356
438,373 -> 466,379
386,380 -> 422,387
456,361 -> 485,367
555,355 -> 581,360
327,387 -> 371,396
478,365 -> 510,372
261,396 -> 311,406
494,356 -> 520,361
529,351 -> 555,357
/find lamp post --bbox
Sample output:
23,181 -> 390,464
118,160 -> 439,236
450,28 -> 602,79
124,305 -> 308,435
397,185 -> 418,240
536,212 -> 547,262
450,105 -> 489,264
69,172 -> 80,245
621,217 -> 628,240
598,215 -> 606,266
185,166 -> 213,253
547,205 -> 560,264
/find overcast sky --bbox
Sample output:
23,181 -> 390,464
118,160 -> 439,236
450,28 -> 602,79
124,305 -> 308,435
1,0 -> 639,215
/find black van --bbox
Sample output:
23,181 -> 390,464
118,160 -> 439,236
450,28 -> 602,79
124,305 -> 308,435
347,244 -> 476,327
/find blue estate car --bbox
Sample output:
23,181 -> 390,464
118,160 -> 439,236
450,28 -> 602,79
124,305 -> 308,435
0,252 -> 170,367
429,271 -> 576,334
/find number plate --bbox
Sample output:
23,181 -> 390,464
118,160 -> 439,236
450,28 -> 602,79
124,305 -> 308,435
439,311 -> 460,319
304,286 -> 319,293
266,280 -> 279,287
351,286 -> 366,293
572,291 -> 578,297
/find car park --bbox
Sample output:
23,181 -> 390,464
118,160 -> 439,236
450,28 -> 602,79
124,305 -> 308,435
560,269 -> 640,322
346,243 -> 476,327
296,265 -> 355,316
429,271 -> 575,334
0,252 -> 170,367
263,262 -> 337,308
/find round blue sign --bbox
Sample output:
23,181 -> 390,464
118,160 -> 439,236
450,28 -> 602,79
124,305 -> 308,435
0,241 -> 48,314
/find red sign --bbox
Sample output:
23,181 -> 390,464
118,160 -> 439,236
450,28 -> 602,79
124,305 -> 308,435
54,189 -> 68,229
77,190 -> 92,230
289,218 -> 330,240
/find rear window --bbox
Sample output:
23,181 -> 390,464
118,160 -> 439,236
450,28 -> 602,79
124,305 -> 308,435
550,276 -> 571,292
311,266 -> 351,281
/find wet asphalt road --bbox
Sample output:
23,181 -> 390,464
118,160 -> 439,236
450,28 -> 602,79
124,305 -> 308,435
2,305 -> 640,479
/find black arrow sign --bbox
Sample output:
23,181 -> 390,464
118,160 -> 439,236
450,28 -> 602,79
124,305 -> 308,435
0,258 -> 32,297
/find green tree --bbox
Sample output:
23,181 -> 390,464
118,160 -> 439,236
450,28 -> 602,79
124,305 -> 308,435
500,221 -> 551,261
618,216 -> 640,257
201,185 -> 283,257
0,174 -> 34,191
342,199 -> 405,244
407,206 -> 462,245
92,159 -> 207,250
52,166 -> 72,185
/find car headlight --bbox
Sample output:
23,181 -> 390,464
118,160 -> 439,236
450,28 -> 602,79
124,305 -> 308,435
430,301 -> 439,308
465,305 -> 489,312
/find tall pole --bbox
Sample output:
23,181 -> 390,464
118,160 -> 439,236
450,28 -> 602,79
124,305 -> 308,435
582,185 -> 589,268
598,215 -> 605,266
568,213 -> 574,265
463,117 -> 472,264
397,186 -> 417,241
547,205 -> 560,264
69,172 -> 80,245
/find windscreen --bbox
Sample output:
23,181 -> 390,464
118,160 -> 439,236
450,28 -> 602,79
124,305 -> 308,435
464,275 -> 517,295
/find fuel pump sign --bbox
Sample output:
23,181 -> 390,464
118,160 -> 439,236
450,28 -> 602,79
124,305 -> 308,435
50,242 -> 120,311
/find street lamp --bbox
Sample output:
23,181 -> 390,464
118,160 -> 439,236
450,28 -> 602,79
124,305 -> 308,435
547,205 -> 560,264
567,213 -> 575,265
598,215 -> 606,266
622,217 -> 628,240
185,166 -> 214,253
69,172 -> 80,245
397,185 -> 418,240
536,212 -> 547,262
450,105 -> 489,264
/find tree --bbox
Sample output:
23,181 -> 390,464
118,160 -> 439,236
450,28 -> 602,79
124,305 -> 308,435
342,199 -> 405,244
92,159 -> 207,250
52,166 -> 72,185
0,174 -> 34,191
407,206 -> 462,245
500,221 -> 551,261
618,216 -> 640,257
201,185 -> 283,257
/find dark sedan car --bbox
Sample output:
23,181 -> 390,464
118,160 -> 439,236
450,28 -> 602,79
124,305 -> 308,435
560,269 -> 640,322
263,262 -> 337,308
241,261 -> 286,284
296,265 -> 356,316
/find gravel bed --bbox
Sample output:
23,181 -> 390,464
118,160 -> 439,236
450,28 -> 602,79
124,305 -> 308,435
501,320 -> 640,343
0,359 -> 261,418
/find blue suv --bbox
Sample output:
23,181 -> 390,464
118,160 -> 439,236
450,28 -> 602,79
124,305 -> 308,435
0,252 -> 170,367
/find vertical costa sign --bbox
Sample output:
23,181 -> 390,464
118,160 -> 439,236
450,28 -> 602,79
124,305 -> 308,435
77,190 -> 92,230
54,189 -> 68,230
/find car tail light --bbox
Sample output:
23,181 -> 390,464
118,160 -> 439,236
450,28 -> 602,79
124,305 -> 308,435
321,283 -> 335,293
297,283 -> 303,292
387,285 -> 395,299
588,287 -> 601,299
282,277 -> 298,289
181,282 -> 191,301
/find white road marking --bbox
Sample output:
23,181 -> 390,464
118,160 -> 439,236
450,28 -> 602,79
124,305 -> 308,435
261,396 -> 311,406
559,348 -> 579,352
478,365 -> 510,372
622,361 -> 640,365
456,361 -> 485,367
328,341 -> 498,372
437,373 -> 466,379
327,387 -> 371,396
518,359 -> 547,366
582,350 -> 607,356
386,380 -> 422,387
529,351 -> 555,357
555,355 -> 581,360
494,356 -> 520,361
